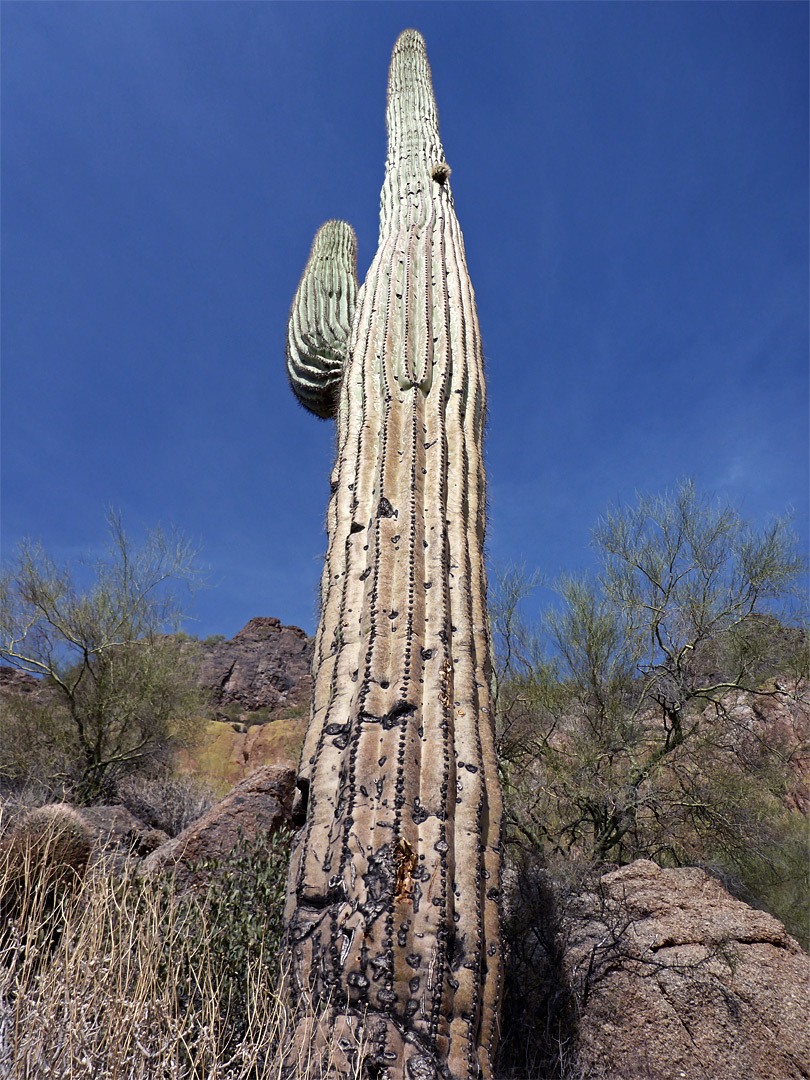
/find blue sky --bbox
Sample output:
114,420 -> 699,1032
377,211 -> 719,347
2,1 -> 807,639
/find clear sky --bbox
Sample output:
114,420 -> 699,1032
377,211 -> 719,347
2,1 -> 807,639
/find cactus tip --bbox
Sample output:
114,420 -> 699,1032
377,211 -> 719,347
393,28 -> 427,51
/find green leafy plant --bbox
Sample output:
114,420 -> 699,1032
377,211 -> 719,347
196,827 -> 292,991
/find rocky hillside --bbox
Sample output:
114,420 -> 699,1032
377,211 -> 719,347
196,616 -> 314,721
176,617 -> 315,785
2,619 -> 807,1079
0,667 -> 42,698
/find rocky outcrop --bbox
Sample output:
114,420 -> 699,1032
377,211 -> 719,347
177,714 -> 307,787
142,764 -> 295,892
196,617 -> 314,719
0,666 -> 43,698
564,860 -> 810,1080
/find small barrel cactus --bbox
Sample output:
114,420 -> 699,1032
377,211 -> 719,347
0,803 -> 92,961
282,30 -> 502,1080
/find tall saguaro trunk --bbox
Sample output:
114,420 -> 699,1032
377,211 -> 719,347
283,30 -> 502,1080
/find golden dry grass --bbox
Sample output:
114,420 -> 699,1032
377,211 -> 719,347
0,820 -> 366,1080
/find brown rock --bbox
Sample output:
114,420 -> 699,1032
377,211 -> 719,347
565,860 -> 810,1080
196,617 -> 314,717
142,764 -> 296,891
241,716 -> 305,770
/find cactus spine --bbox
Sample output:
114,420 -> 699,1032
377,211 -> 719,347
283,30 -> 502,1080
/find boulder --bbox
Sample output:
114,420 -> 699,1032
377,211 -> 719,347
565,860 -> 810,1080
142,764 -> 296,891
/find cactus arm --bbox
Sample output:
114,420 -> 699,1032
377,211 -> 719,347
283,30 -> 503,1080
286,220 -> 358,419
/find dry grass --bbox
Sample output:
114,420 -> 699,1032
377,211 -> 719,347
0,825 -> 367,1080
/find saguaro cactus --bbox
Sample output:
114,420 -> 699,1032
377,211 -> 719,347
283,30 -> 502,1080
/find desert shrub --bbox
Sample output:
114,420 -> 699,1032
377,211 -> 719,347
0,641 -> 209,806
0,777 -> 66,822
216,702 -> 244,723
116,771 -> 218,837
186,827 -> 293,1000
277,701 -> 309,721
0,693 -> 79,802
492,483 -> 808,943
120,826 -> 295,1065
1,513 -> 207,803
701,805 -> 810,950
0,859 -> 286,1078
244,706 -> 275,725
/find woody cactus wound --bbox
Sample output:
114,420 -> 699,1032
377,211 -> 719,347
283,30 -> 503,1080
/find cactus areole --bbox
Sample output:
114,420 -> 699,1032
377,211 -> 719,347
283,30 -> 503,1080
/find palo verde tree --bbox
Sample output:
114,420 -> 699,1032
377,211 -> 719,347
492,481 -> 807,929
282,30 -> 502,1080
0,512 -> 204,802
